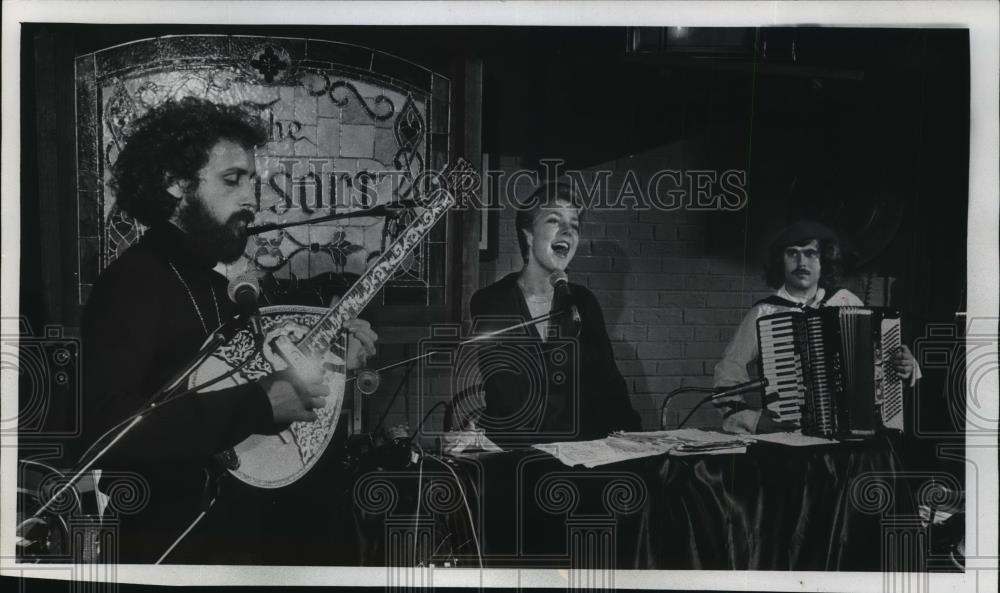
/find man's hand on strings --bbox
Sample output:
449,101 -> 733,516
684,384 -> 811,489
260,369 -> 328,423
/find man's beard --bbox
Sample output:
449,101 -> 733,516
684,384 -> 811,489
177,193 -> 254,264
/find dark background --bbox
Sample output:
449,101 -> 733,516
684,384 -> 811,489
18,24 -> 970,477
20,24 -> 969,329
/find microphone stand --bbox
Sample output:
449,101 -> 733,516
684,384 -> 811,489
676,380 -> 769,429
346,308 -> 574,420
20,310 -> 258,525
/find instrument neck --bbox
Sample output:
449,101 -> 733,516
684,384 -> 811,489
296,187 -> 456,356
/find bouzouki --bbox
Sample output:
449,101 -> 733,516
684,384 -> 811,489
189,159 -> 478,489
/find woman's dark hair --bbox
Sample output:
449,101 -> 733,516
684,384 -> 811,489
109,97 -> 268,226
514,181 -> 584,262
764,237 -> 844,290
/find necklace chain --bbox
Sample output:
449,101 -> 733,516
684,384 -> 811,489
170,263 -> 221,336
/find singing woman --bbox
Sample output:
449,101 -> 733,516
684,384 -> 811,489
469,181 -> 641,445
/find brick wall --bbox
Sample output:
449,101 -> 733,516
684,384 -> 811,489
476,150 -> 869,432
368,147 -> 874,442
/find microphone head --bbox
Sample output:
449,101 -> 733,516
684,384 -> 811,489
356,369 -> 381,395
549,270 -> 569,288
227,273 -> 260,307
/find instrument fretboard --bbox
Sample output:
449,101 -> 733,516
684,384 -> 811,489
296,187 -> 457,358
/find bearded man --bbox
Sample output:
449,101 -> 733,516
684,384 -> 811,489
78,98 -> 376,562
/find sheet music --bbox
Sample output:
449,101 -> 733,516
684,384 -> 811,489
534,429 -> 753,467
748,431 -> 839,447
533,439 -> 658,468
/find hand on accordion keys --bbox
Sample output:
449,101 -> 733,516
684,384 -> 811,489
719,383 -> 798,435
755,388 -> 800,434
755,408 -> 800,434
721,409 -> 761,435
721,407 -> 799,435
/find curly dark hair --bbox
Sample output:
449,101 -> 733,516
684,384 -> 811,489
764,237 -> 844,290
514,181 -> 584,263
109,97 -> 268,226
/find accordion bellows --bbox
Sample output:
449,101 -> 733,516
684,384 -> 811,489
756,307 -> 905,437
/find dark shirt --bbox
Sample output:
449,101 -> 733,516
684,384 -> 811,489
79,223 -> 272,562
470,273 -> 641,445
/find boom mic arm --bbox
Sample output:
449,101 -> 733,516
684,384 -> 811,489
248,200 -> 424,235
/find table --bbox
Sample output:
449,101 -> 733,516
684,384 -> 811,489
351,436 -> 919,571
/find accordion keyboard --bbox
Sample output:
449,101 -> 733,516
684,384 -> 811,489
757,314 -> 805,423
756,306 -> 905,437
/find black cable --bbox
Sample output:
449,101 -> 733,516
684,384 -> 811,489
412,453 -> 425,566
677,391 -> 735,429
410,401 -> 448,442
424,454 -> 483,568
659,386 -> 717,428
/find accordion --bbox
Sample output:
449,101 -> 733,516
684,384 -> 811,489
756,307 -> 904,437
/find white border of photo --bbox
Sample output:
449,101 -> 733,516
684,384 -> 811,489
2,2 -> 997,592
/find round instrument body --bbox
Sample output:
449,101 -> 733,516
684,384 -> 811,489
189,305 -> 347,489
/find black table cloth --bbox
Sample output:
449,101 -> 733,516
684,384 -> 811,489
353,436 -> 917,570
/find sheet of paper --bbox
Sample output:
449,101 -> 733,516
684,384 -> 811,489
749,431 -> 838,447
616,428 -> 751,444
669,446 -> 748,456
533,429 -> 753,467
533,439 -> 656,467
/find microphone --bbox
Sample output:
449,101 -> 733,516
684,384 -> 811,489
711,378 -> 769,400
356,369 -> 381,395
549,271 -> 581,331
227,274 -> 263,341
228,274 -> 259,308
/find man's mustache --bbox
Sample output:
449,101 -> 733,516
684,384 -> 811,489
228,210 -> 256,229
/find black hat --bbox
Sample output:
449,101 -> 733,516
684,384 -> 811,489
771,220 -> 838,250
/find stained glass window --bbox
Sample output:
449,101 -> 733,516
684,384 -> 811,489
76,36 -> 452,308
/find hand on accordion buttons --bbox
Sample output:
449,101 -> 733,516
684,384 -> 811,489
756,409 -> 799,434
259,369 -> 328,423
892,345 -> 916,381
721,409 -> 761,435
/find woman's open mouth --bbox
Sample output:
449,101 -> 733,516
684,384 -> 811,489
551,240 -> 572,258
